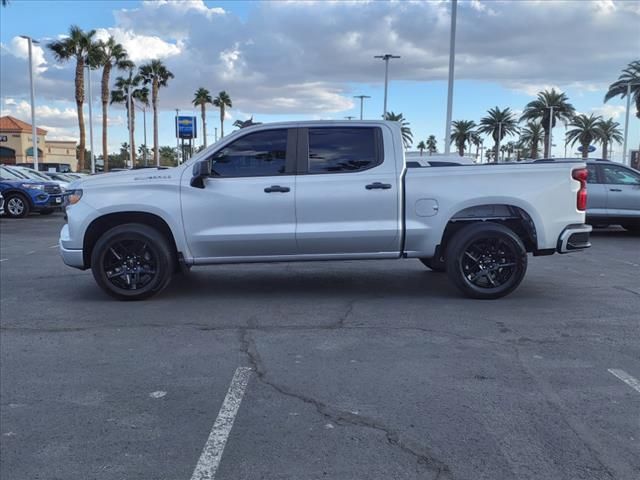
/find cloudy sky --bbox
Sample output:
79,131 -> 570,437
1,0 -> 638,161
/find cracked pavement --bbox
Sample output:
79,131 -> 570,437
1,213 -> 639,480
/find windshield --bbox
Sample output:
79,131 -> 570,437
15,167 -> 51,182
0,166 -> 30,180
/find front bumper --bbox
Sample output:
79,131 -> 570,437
59,224 -> 85,269
557,224 -> 592,253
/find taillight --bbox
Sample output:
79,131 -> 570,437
572,168 -> 588,211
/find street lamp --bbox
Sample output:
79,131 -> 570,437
134,103 -> 148,166
353,95 -> 371,120
374,54 -> 400,118
443,0 -> 457,155
19,35 -> 39,171
84,65 -> 96,174
622,81 -> 640,166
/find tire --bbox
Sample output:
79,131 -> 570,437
4,193 -> 30,218
445,222 -> 528,300
91,223 -> 174,300
39,209 -> 54,215
622,223 -> 640,235
419,257 -> 446,272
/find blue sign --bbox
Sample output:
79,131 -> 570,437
176,116 -> 197,139
577,145 -> 596,153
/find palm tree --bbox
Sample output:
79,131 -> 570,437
48,25 -> 100,171
416,141 -> 426,156
520,89 -> 576,158
604,60 -> 640,119
111,73 -> 149,166
478,107 -> 519,163
213,91 -> 232,138
137,144 -> 151,163
449,120 -> 476,156
506,141 -> 516,162
519,121 -> 544,159
596,117 -> 623,160
139,60 -> 174,165
192,88 -> 212,148
384,112 -> 413,149
159,146 -> 178,166
96,37 -> 131,172
566,114 -> 602,159
426,135 -> 437,156
470,132 -> 482,160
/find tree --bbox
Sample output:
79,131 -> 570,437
470,132 -> 482,160
213,91 -> 232,138
111,72 -> 149,166
426,135 -> 437,155
506,141 -> 516,162
604,60 -> 640,119
139,60 -> 174,165
384,112 -> 413,149
159,146 -> 178,166
566,114 -> 602,159
416,141 -> 426,156
520,89 -> 576,158
478,107 -> 519,163
233,116 -> 260,129
137,144 -> 151,164
192,87 -> 212,148
519,121 -> 544,159
96,37 -> 131,172
596,117 -> 623,160
48,25 -> 100,171
450,120 -> 476,156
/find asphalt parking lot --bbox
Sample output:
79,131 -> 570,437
1,212 -> 639,480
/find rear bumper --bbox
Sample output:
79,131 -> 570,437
557,224 -> 592,253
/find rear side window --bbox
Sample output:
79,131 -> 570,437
211,129 -> 288,177
586,165 -> 600,184
308,127 -> 381,174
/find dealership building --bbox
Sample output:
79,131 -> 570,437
0,116 -> 77,171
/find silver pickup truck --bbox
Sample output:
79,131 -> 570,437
60,121 -> 591,300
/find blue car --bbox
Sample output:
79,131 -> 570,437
0,165 -> 64,218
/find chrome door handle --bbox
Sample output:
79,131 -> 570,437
264,185 -> 290,193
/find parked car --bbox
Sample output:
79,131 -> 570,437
16,162 -> 72,173
8,165 -> 70,191
60,121 -> 591,300
44,171 -> 77,184
585,159 -> 640,233
0,191 -> 4,216
0,165 -> 64,218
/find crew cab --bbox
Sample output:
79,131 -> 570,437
59,121 -> 591,300
0,165 -> 64,218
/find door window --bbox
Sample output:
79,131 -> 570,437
307,127 -> 382,174
211,129 -> 288,177
602,165 -> 640,185
586,165 -> 600,184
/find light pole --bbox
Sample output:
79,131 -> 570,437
622,82 -> 640,166
443,0 -> 457,155
546,105 -> 554,158
84,65 -> 96,174
175,108 -> 180,165
20,35 -> 39,171
135,103 -> 148,166
374,54 -> 400,118
353,95 -> 371,120
126,71 -> 134,169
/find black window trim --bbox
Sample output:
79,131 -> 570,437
206,127 -> 297,178
296,126 -> 384,175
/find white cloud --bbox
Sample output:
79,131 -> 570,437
592,104 -> 626,120
95,28 -> 181,62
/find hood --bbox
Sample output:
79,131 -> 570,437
72,166 -> 184,190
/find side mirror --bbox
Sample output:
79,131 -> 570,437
190,160 -> 211,189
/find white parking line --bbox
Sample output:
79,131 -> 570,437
0,259 -> 7,262
191,367 -> 252,480
608,369 -> 640,393
49,245 -> 58,249
25,251 -> 36,255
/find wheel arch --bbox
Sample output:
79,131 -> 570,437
83,211 -> 180,269
2,189 -> 35,207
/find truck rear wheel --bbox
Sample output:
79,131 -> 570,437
91,223 -> 174,300
445,222 -> 527,299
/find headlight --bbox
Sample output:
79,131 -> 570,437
65,189 -> 83,206
21,183 -> 44,190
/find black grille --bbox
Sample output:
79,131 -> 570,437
44,185 -> 61,194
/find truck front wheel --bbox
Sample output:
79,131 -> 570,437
91,223 -> 174,300
445,222 -> 527,299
